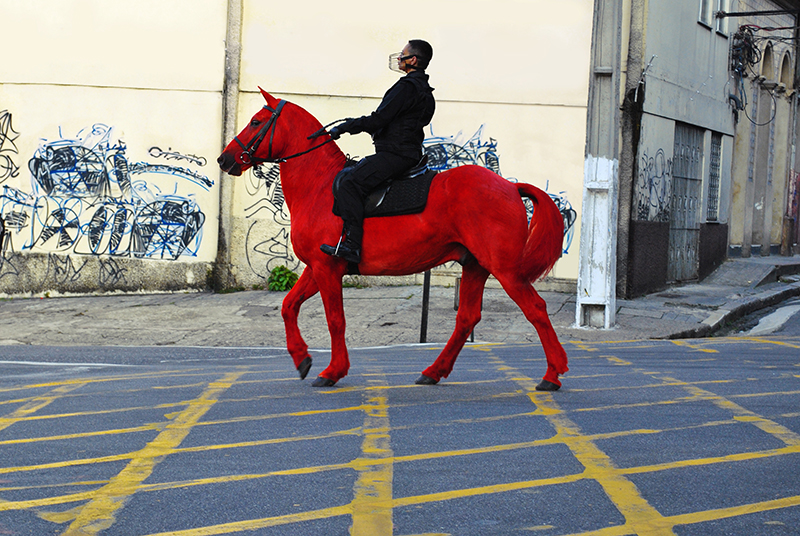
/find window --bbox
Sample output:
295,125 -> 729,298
700,0 -> 728,32
699,0 -> 713,26
707,133 -> 722,221
715,0 -> 729,34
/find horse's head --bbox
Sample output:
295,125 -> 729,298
218,88 -> 295,176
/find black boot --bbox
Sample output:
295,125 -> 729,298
321,227 -> 361,264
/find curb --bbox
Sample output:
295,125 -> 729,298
665,282 -> 800,339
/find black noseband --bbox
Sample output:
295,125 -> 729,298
234,100 -> 287,165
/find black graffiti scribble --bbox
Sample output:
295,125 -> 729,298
0,219 -> 19,281
37,205 -> 82,250
85,203 -> 132,255
29,144 -> 127,200
246,221 -> 299,276
636,148 -> 673,221
128,162 -> 213,189
0,251 -> 20,281
243,164 -> 295,278
148,146 -> 207,167
132,199 -> 205,260
47,254 -> 86,285
99,257 -> 127,286
0,111 -> 21,182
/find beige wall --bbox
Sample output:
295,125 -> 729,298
726,3 -> 796,255
0,0 -> 592,295
0,0 -> 227,295
233,0 -> 592,285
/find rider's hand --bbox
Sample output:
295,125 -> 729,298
328,126 -> 343,140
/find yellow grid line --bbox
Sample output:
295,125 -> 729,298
48,371 -> 245,535
1,339 -> 798,534
486,352 -> 677,536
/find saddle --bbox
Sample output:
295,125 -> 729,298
333,155 -> 437,218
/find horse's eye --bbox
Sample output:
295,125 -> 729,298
251,119 -> 261,127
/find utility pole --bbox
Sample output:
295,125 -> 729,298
576,0 -> 624,329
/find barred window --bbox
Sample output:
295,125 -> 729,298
707,132 -> 722,221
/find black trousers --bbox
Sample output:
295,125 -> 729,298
334,152 -> 417,244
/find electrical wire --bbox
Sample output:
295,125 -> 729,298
728,24 -> 794,125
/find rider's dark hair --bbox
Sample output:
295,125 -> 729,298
408,39 -> 433,69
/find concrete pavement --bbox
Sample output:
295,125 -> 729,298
1,255 -> 800,349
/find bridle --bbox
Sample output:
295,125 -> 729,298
233,100 -> 337,165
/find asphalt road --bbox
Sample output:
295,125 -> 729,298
1,337 -> 799,535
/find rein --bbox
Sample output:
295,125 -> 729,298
233,100 -> 338,165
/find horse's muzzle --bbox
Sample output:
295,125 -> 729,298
217,152 -> 243,176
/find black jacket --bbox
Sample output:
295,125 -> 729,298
340,70 -> 435,160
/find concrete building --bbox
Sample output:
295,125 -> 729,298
0,0 -> 590,297
579,0 -> 800,328
4,0 -> 799,340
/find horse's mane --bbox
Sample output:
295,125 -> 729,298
282,100 -> 349,176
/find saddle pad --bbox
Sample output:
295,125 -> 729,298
364,169 -> 437,218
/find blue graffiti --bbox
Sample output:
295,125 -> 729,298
0,123 -> 212,260
424,125 -> 502,174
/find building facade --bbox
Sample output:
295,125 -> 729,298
0,0 -> 591,296
579,0 -> 800,328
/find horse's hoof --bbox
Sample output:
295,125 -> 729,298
535,380 -> 561,391
297,357 -> 312,380
415,374 -> 438,385
312,376 -> 336,387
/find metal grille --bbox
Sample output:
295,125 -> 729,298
707,132 -> 721,221
669,123 -> 704,282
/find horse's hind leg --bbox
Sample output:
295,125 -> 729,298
281,268 -> 319,379
494,273 -> 568,391
417,263 -> 490,385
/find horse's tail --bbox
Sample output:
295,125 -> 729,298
517,183 -> 564,282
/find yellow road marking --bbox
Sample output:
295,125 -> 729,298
55,371 -> 244,536
738,336 -> 800,348
0,370 -> 209,394
10,421 -> 796,514
563,495 -> 800,536
4,341 -> 800,534
489,354 -> 676,536
619,445 -> 800,475
670,340 -> 719,353
664,381 -> 800,446
350,377 -> 393,536
0,383 -> 88,432
0,401 -> 201,424
0,423 -> 164,445
392,472 -> 586,507
142,505 -> 352,535
327,378 -> 503,394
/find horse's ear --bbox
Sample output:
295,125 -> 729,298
259,87 -> 280,108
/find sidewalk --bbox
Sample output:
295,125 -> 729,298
1,256 -> 800,349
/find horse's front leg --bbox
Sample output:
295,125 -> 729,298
281,267 -> 319,379
311,264 -> 350,387
417,263 -> 490,385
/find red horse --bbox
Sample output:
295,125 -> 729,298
218,89 -> 568,390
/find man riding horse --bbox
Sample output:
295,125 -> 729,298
319,39 -> 435,264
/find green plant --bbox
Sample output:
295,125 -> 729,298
268,266 -> 299,291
